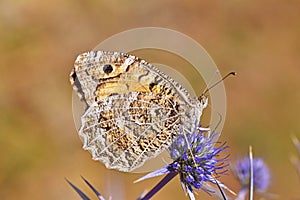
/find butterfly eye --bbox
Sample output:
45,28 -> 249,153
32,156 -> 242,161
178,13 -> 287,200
103,64 -> 114,74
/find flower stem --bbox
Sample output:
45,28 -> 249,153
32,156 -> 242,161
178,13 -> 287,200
139,172 -> 178,200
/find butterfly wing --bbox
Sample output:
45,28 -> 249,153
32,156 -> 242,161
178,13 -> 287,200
71,51 -> 207,172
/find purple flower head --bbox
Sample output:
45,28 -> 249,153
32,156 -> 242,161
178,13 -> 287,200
167,130 -> 228,194
135,127 -> 230,200
234,157 -> 271,192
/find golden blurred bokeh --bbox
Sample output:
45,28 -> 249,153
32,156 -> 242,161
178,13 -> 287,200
0,0 -> 300,199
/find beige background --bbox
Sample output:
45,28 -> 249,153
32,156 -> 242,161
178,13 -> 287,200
0,0 -> 300,199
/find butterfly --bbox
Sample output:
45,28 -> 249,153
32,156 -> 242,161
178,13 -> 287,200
70,51 -> 208,172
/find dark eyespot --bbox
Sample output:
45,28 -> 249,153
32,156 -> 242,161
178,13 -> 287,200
103,64 -> 113,74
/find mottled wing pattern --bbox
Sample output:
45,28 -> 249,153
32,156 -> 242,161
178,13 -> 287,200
70,51 -> 207,172
80,92 -> 182,171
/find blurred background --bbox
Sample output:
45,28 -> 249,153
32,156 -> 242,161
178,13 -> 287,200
1,0 -> 300,199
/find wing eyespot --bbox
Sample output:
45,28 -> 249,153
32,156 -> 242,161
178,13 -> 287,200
103,64 -> 114,74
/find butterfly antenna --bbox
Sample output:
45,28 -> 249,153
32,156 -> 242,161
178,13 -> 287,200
202,71 -> 236,96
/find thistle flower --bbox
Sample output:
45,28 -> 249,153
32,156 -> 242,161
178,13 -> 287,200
233,156 -> 271,200
136,128 -> 230,200
168,132 -> 228,193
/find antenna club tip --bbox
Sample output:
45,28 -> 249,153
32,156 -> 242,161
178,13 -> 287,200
229,71 -> 237,76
